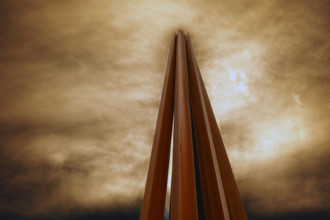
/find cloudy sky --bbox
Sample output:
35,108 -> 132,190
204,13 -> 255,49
0,0 -> 329,219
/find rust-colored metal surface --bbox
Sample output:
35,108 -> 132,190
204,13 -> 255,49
186,34 -> 230,220
200,65 -> 248,220
186,34 -> 248,220
170,30 -> 199,220
140,30 -> 247,220
139,35 -> 176,220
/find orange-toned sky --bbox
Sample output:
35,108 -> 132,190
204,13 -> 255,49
0,0 -> 329,219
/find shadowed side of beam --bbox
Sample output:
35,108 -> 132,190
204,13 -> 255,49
139,35 -> 177,220
170,30 -> 198,220
185,34 -> 230,220
186,34 -> 248,220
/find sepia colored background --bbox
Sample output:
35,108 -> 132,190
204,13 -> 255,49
0,0 -> 329,219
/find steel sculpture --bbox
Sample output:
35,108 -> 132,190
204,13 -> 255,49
140,30 -> 247,220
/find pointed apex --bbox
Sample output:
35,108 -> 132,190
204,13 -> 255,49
178,29 -> 189,37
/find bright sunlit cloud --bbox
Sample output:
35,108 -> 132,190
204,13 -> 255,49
0,0 -> 329,218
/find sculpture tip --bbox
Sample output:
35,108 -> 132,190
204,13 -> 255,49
177,29 -> 189,36
177,29 -> 190,38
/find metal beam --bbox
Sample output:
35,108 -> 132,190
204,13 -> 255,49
140,30 -> 247,220
186,33 -> 230,220
140,34 -> 177,220
170,30 -> 198,220
186,33 -> 248,220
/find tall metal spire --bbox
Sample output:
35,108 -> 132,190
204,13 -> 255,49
140,30 -> 247,220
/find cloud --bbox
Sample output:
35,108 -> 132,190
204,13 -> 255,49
0,0 -> 329,218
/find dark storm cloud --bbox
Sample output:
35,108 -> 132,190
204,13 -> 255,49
240,139 -> 330,214
0,2 -> 159,216
0,0 -> 329,219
